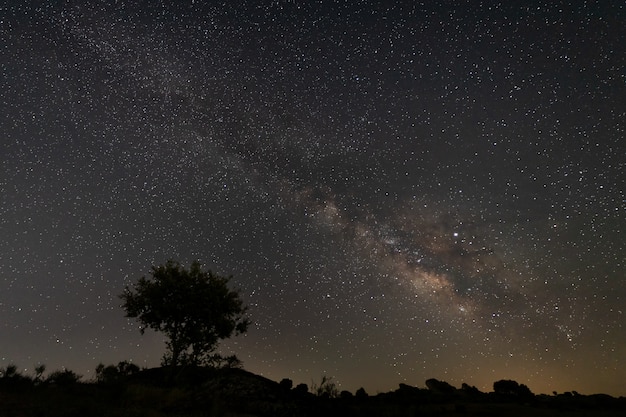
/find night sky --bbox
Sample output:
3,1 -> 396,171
2,1 -> 625,396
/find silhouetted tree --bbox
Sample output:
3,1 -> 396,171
95,364 -> 116,383
95,361 -> 140,383
493,379 -> 533,398
120,260 -> 250,368
355,387 -> 368,399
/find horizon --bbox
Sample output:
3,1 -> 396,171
4,335 -> 625,398
4,358 -> 624,399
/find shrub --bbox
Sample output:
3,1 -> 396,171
46,369 -> 81,386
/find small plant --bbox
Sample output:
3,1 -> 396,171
34,364 -> 46,383
1,364 -> 19,378
312,375 -> 339,398
0,364 -> 33,387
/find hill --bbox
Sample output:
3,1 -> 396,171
1,366 -> 625,416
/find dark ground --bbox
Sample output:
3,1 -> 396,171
1,367 -> 624,417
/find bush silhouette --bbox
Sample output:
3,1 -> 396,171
493,379 -> 533,398
46,369 -> 81,386
461,382 -> 483,396
425,378 -> 456,394
0,364 -> 32,389
279,378 -> 293,391
33,364 -> 46,383
95,361 -> 140,384
355,387 -> 368,399
312,375 -> 339,398
293,383 -> 309,395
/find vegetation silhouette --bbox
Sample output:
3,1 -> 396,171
120,260 -> 250,368
311,374 -> 339,398
2,363 -> 626,416
493,378 -> 534,399
1,262 -> 625,415
95,360 -> 141,384
425,377 -> 456,394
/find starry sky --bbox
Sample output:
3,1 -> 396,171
1,1 -> 625,396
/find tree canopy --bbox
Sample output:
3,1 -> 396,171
120,260 -> 250,368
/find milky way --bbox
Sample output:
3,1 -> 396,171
1,2 -> 625,395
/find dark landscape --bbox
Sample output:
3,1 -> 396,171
1,363 -> 624,417
3,2 -> 625,412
